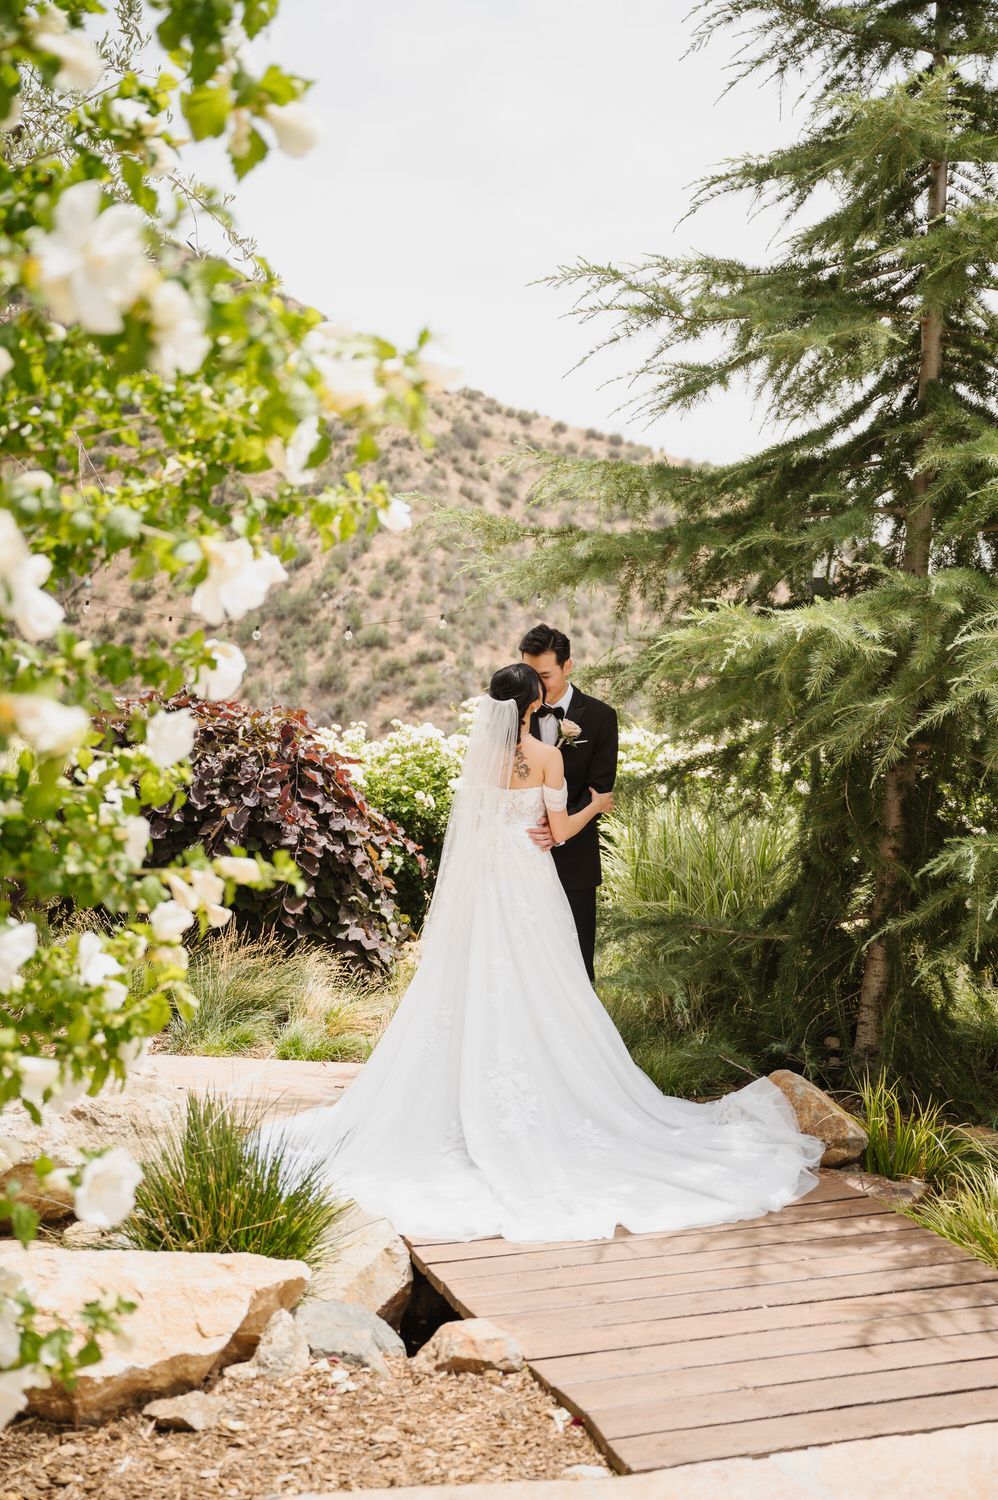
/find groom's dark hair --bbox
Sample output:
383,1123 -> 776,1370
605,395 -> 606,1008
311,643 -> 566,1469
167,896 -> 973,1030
519,623 -> 571,665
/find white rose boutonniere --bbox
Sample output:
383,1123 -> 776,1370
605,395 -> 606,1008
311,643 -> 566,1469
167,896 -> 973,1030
557,718 -> 587,749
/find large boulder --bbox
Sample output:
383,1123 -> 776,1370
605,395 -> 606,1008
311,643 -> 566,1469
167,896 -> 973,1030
309,1204 -> 413,1329
412,1317 -> 524,1375
0,1066 -> 188,1227
0,1243 -> 309,1422
294,1297 -> 406,1376
767,1070 -> 868,1166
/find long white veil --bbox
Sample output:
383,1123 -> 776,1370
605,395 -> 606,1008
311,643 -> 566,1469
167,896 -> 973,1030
419,693 -> 520,954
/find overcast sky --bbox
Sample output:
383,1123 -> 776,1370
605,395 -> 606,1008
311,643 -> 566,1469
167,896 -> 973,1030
181,1 -> 813,464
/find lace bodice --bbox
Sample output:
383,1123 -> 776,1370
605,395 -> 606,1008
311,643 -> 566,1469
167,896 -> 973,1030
484,783 -> 567,829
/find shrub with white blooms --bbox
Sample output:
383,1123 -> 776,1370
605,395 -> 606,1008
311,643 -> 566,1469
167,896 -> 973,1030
0,0 -> 449,1425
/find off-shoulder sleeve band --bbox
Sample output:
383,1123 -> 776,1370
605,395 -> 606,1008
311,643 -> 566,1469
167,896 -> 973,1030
542,781 -> 568,811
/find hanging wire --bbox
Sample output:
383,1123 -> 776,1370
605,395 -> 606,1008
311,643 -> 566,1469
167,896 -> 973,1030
65,594 -> 472,637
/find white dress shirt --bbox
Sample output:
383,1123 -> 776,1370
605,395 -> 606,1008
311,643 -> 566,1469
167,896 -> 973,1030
538,683 -> 575,745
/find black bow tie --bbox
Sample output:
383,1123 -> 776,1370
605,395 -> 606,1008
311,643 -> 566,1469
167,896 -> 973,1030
537,705 -> 565,720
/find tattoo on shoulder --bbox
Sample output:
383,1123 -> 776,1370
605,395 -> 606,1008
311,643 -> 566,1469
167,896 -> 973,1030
512,742 -> 530,781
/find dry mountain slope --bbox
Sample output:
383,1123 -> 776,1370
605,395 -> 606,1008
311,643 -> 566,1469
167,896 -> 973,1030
88,388 -> 681,735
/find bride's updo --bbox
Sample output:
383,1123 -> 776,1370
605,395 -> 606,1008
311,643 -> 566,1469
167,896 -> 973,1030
489,663 -> 544,726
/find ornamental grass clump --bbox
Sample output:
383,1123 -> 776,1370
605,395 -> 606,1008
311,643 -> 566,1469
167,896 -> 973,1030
123,1092 -> 348,1268
858,1069 -> 997,1186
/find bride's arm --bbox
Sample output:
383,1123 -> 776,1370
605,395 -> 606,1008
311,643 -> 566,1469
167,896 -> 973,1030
541,760 -> 614,842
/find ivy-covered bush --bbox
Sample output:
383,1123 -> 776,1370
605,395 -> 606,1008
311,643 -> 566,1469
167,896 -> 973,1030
111,693 -> 425,966
317,715 -> 468,924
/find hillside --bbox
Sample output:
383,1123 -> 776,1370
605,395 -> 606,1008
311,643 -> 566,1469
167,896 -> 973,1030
85,388 -> 682,735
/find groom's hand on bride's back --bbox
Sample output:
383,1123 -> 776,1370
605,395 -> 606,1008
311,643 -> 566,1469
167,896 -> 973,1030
526,814 -> 557,851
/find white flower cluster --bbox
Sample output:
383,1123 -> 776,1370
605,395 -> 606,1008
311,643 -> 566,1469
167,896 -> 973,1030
27,180 -> 208,378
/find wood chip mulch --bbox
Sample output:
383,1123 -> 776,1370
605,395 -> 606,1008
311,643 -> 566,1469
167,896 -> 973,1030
0,1354 -> 615,1497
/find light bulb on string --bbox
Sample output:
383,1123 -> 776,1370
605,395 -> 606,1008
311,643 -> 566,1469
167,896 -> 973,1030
438,615 -> 447,630
251,628 -> 262,642
344,627 -> 354,643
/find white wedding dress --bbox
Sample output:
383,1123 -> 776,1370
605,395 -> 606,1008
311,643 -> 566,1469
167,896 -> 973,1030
253,695 -> 825,1244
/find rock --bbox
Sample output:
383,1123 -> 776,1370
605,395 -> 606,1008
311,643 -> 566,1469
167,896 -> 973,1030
0,1159 -> 75,1225
142,1391 -> 223,1431
767,1070 -> 868,1166
840,1169 -> 930,1207
411,1317 -> 524,1375
0,1067 -> 187,1229
309,1205 -> 413,1329
0,1243 -> 309,1422
563,1464 -> 611,1479
294,1297 -> 406,1376
59,1221 -> 131,1250
251,1309 -> 311,1378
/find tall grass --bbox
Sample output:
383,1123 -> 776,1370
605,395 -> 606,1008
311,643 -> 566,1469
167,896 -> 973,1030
598,789 -> 802,1096
857,1068 -> 997,1184
123,1091 -> 348,1267
167,926 -> 405,1060
907,1166 -> 998,1267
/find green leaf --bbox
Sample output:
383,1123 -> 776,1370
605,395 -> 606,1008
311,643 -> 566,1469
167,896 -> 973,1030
181,83 -> 233,141
232,126 -> 268,180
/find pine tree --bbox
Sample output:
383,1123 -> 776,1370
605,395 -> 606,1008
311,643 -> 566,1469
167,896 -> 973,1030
446,2 -> 998,1084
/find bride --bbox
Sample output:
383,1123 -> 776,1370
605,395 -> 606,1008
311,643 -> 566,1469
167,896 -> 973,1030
254,663 -> 825,1244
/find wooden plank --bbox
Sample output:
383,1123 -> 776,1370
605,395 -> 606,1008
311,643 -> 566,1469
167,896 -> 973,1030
610,1391 -> 998,1471
512,1280 -> 998,1360
588,1355 -> 998,1439
531,1303 -> 998,1385
406,1186 -> 889,1265
460,1244 -> 988,1320
411,1211 -> 921,1281
450,1224 -> 949,1296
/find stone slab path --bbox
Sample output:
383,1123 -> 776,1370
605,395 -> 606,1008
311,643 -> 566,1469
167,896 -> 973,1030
145,1053 -> 362,1114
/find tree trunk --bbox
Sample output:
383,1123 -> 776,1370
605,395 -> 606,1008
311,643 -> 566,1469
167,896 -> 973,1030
853,14 -> 949,1064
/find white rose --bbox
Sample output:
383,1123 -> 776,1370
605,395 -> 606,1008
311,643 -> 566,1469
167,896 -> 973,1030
27,180 -> 146,333
1,694 -> 89,757
17,1056 -> 61,1109
189,868 -> 225,906
378,497 -> 412,533
77,932 -> 123,988
193,639 -> 246,701
0,511 -> 65,642
73,1147 -> 143,1228
413,340 -> 462,393
108,97 -> 155,133
191,537 -> 288,625
266,414 -> 320,487
205,903 -> 232,928
0,1284 -> 21,1367
29,14 -> 103,92
0,1366 -> 46,1431
120,814 -> 150,868
263,101 -> 323,157
148,944 -> 189,970
144,708 -> 196,768
0,349 -> 12,379
150,900 -> 195,942
147,278 -> 209,379
215,856 -> 259,884
315,356 -> 385,416
0,919 -> 37,992
163,871 -> 199,911
116,1035 -> 151,1069
102,979 -> 129,1012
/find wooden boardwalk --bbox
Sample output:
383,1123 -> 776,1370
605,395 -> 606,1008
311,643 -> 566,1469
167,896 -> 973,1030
404,1174 -> 998,1472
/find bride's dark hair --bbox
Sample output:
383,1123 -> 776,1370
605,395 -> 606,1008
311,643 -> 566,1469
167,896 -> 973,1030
489,663 -> 544,726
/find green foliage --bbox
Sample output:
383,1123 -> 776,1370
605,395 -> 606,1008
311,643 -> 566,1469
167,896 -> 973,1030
857,1068 -> 996,1184
443,0 -> 998,1088
320,716 -> 468,924
907,1166 -> 998,1269
123,1091 -> 348,1266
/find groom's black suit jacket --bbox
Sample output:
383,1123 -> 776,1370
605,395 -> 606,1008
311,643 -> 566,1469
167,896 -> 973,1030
529,687 -> 619,890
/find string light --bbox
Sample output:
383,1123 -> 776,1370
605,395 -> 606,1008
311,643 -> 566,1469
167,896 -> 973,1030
251,628 -> 262,641
438,615 -> 447,629
343,627 -> 354,643
65,596 -> 475,641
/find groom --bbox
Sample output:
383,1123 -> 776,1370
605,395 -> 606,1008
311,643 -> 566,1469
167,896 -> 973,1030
520,624 -> 619,983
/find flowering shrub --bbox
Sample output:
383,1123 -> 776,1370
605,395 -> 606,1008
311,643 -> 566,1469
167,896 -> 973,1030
317,715 -> 469,923
0,0 -> 459,1425
111,693 -> 425,966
